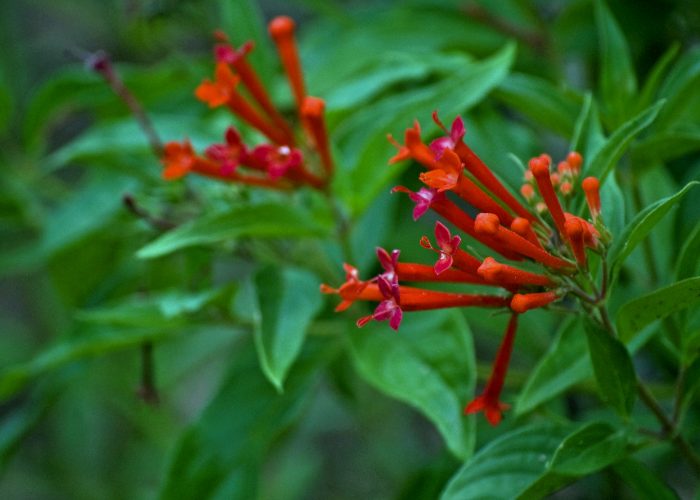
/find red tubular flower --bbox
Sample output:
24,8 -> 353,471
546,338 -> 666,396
393,186 -> 522,261
204,126 -> 248,175
196,63 -> 289,144
395,263 -> 489,285
465,313 -> 519,426
510,217 -> 543,249
474,213 -> 574,270
269,16 -> 306,112
510,291 -> 559,313
564,217 -> 587,268
216,40 -> 294,143
162,141 -> 197,180
582,177 -> 601,220
530,155 -> 568,242
420,222 -> 483,275
357,276 -> 403,330
477,257 -> 554,287
397,124 -> 516,224
301,96 -> 334,179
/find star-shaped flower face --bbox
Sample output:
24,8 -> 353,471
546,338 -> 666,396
250,144 -> 303,180
205,127 -> 248,175
162,141 -> 196,180
195,63 -> 240,108
430,113 -> 465,159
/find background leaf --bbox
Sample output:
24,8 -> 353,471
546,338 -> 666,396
583,318 -> 637,417
137,203 -> 331,259
246,266 -> 323,391
617,277 -> 700,344
608,181 -> 699,287
349,310 -> 476,460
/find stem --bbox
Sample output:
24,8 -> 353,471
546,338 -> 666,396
137,341 -> 159,405
85,50 -> 164,157
596,299 -> 700,474
637,381 -> 700,474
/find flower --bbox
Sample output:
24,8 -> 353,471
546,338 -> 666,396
324,113 -> 611,425
163,16 -> 333,191
464,314 -> 519,426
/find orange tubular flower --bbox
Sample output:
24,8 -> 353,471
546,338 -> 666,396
164,16 -> 333,191
465,314 -> 519,426
510,217 -> 543,249
325,113 -> 612,425
269,16 -> 306,111
301,96 -> 334,177
565,217 -> 587,268
218,41 -> 294,142
474,213 -> 574,270
510,291 -> 560,313
582,177 -> 601,221
530,155 -> 568,242
477,257 -> 554,288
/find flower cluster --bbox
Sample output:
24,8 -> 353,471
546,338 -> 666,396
162,17 -> 333,190
322,113 -> 609,426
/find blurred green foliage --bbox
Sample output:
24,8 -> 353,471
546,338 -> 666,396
1,0 -> 700,498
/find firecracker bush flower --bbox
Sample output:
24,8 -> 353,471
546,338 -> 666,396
161,16 -> 334,191
323,113 -> 611,426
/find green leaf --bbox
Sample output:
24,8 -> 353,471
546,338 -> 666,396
613,458 -> 679,500
349,310 -> 476,460
549,422 -> 627,475
516,319 -> 590,415
440,424 -> 572,500
599,172 -> 626,237
637,43 -> 680,112
632,128 -> 700,165
137,203 -> 331,259
248,266 -> 323,391
617,277 -> 700,344
442,421 -> 633,500
655,47 -> 700,131
584,100 -> 665,183
609,181 -> 699,287
595,0 -> 637,127
495,73 -> 580,137
676,222 -> 700,280
584,318 -> 636,417
0,324 -> 207,401
76,287 -> 227,328
159,339 -> 332,500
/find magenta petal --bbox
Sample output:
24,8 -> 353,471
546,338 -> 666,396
451,116 -> 465,142
389,308 -> 403,330
450,235 -> 462,251
376,247 -> 393,272
434,254 -> 453,275
412,202 -> 429,221
372,300 -> 394,321
377,276 -> 393,299
435,221 -> 451,248
429,137 -> 452,158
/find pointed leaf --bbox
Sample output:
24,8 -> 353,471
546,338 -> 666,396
159,340 -> 330,500
440,424 -> 572,500
609,181 -> 699,287
349,310 -> 476,460
595,0 -> 637,126
249,266 -> 323,391
584,318 -> 636,417
549,422 -> 627,475
516,319 -> 590,415
584,100 -> 664,183
617,277 -> 700,344
137,203 -> 331,259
